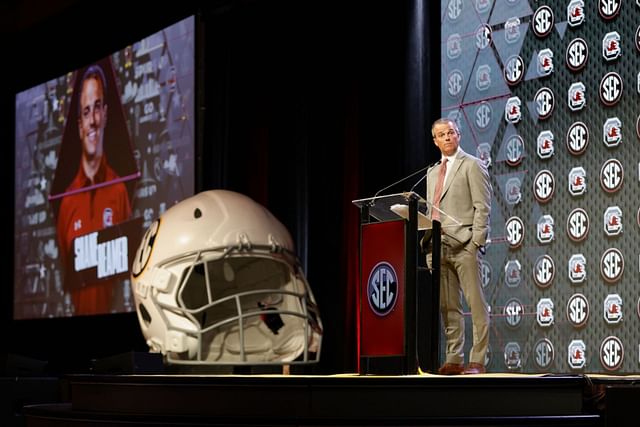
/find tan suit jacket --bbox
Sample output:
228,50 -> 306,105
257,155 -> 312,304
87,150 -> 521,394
422,148 -> 492,365
422,149 -> 491,249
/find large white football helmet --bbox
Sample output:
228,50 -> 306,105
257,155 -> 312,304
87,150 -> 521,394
131,190 -> 322,365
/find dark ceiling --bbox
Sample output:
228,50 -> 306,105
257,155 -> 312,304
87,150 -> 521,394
0,0 -> 78,34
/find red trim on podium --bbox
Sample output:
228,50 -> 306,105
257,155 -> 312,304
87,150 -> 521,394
360,220 -> 405,356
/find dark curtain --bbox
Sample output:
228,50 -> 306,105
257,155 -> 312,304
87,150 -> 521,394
202,0 -> 438,373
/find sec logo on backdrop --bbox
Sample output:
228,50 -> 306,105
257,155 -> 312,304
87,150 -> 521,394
567,208 -> 590,242
600,336 -> 624,371
599,0 -> 621,20
600,248 -> 624,283
566,38 -> 588,71
567,122 -> 589,155
600,159 -> 623,193
532,5 -> 554,38
534,338 -> 555,370
567,294 -> 589,328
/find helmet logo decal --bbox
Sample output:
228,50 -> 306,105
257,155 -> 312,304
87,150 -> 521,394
132,219 -> 160,277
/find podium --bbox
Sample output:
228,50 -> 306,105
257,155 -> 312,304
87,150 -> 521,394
352,191 -> 439,375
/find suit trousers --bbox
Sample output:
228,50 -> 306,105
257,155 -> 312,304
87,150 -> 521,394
427,241 -> 489,365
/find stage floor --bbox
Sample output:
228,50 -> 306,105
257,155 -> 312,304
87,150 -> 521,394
21,372 -> 640,426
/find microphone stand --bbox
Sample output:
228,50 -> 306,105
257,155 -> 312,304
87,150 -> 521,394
369,164 -> 431,205
421,159 -> 448,374
408,160 -> 440,196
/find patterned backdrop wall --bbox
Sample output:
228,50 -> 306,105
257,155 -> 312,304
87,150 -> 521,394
440,0 -> 640,373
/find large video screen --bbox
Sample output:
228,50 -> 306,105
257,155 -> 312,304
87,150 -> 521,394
440,1 -> 639,373
14,16 -> 195,319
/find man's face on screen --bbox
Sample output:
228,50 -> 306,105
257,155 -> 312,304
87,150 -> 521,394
78,76 -> 107,162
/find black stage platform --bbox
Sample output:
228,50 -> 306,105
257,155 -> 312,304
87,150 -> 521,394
17,372 -> 640,427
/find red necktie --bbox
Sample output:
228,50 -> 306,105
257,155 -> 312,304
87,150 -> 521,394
432,158 -> 448,221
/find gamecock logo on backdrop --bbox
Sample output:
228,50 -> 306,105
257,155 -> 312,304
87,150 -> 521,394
537,298 -> 554,327
504,259 -> 522,287
505,96 -> 522,123
537,215 -> 555,244
446,33 -> 462,59
504,342 -> 522,370
568,340 -> 586,369
447,110 -> 463,133
476,64 -> 492,91
537,130 -> 554,159
504,17 -> 521,44
567,0 -> 585,27
604,206 -> 623,236
602,31 -> 621,61
475,0 -> 492,15
476,143 -> 492,168
568,82 -> 586,111
568,254 -> 587,284
505,177 -> 522,205
604,294 -> 623,324
537,49 -> 554,77
603,117 -> 622,147
568,167 -> 586,196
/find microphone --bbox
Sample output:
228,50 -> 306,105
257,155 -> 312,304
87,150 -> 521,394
371,164 -> 431,201
409,160 -> 441,193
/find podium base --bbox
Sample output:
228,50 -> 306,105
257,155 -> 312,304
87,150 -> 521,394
360,356 -> 413,375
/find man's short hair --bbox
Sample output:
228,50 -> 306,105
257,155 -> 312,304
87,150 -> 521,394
77,64 -> 107,116
431,118 -> 459,138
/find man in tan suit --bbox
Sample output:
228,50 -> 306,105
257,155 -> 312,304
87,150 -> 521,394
423,118 -> 492,375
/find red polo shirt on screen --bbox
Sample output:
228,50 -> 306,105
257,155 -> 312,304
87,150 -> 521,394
57,157 -> 132,315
